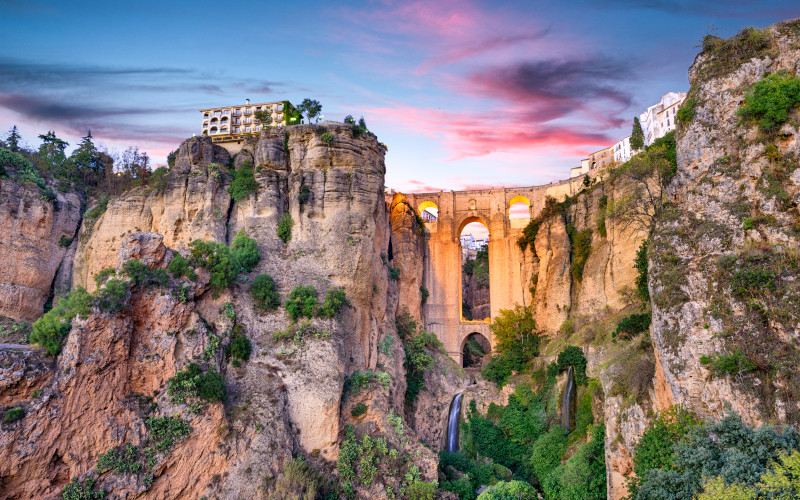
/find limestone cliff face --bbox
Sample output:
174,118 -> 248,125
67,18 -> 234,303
73,137 -> 231,293
652,19 -> 800,426
0,179 -> 82,321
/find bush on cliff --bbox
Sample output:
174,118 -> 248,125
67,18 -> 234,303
285,285 -> 319,321
93,278 -> 129,313
251,273 -> 280,311
228,161 -> 258,201
189,239 -> 238,294
122,259 -> 170,288
229,231 -> 260,272
31,286 -> 92,355
277,213 -> 294,243
318,288 -> 349,318
737,71 -> 800,132
166,253 -> 197,281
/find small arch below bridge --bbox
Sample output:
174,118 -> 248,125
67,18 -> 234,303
462,332 -> 491,368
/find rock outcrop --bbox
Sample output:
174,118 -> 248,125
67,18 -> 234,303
0,180 -> 82,321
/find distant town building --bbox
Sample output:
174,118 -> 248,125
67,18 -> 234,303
613,136 -> 632,163
639,91 -> 686,146
200,98 -> 297,142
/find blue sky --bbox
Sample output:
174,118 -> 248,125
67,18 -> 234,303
1,0 -> 798,192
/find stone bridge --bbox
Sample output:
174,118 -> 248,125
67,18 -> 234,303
404,176 -> 584,365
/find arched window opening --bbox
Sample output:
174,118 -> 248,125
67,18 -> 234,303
460,219 -> 489,322
462,333 -> 490,368
508,195 -> 531,229
418,201 -> 438,222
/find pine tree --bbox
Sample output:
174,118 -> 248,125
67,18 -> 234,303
631,117 -> 645,150
69,130 -> 104,185
6,125 -> 21,152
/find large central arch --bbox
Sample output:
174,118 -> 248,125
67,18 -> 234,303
403,178 -> 584,363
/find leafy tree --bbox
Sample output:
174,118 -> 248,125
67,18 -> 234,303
556,346 -> 588,385
196,367 -> 226,402
227,335 -> 252,361
529,426 -> 568,485
318,288 -> 349,318
228,161 -> 258,201
557,425 -> 607,500
188,240 -> 238,293
93,278 -> 129,313
36,131 -> 69,177
166,149 -> 177,168
251,273 -> 280,311
285,285 -> 319,321
758,450 -> 800,498
498,394 -> 546,446
297,98 -> 322,123
229,230 -> 260,272
490,304 -> 539,358
696,477 -> 755,500
5,125 -> 21,152
344,115 -> 355,125
30,287 -> 93,355
121,259 -> 169,287
481,349 -> 527,387
253,110 -> 273,127
631,116 -> 645,150
477,480 -> 536,499
167,253 -> 197,281
277,213 -> 293,243
406,481 -> 436,500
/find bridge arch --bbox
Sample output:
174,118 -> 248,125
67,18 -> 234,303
457,216 -> 490,239
461,332 -> 491,368
418,200 -> 438,222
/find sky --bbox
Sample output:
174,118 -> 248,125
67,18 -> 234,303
1,1 -> 799,194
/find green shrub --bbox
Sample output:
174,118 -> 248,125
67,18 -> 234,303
613,312 -> 652,340
318,288 -> 349,318
59,236 -> 73,247
30,286 -> 92,355
344,369 -> 377,396
146,415 -> 191,452
635,240 -> 650,302
196,367 -> 226,402
3,406 -> 25,423
93,278 -> 129,313
698,26 -> 775,82
277,213 -> 293,243
94,267 -> 116,287
569,227 -> 593,282
251,274 -> 280,311
404,333 -> 436,407
732,267 -> 778,297
406,481 -> 436,500
272,457 -> 334,500
737,71 -> 800,132
122,259 -> 169,288
419,285 -> 429,305
227,335 -> 252,361
481,349 -> 526,387
557,424 -> 606,500
61,477 -> 106,499
477,480 -> 536,499
529,426 -> 568,484
230,231 -> 260,272
388,266 -> 400,280
84,197 -> 109,221
0,148 -> 32,175
556,346 -> 588,385
676,97 -> 697,124
97,444 -> 142,474
378,334 -> 394,356
167,253 -> 197,281
285,285 -> 319,321
351,403 -> 368,417
298,184 -> 311,211
228,161 -> 258,201
189,239 -> 238,293
709,349 -> 756,375
395,306 -> 417,338
320,132 -> 334,145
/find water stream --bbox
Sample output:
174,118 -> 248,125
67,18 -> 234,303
446,393 -> 464,452
561,365 -> 575,431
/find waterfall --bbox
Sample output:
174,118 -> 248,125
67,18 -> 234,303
446,393 -> 463,452
561,365 -> 575,431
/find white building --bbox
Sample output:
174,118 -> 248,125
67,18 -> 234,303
639,92 -> 687,146
613,136 -> 632,163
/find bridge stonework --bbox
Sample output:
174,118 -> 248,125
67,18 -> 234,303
405,177 -> 584,364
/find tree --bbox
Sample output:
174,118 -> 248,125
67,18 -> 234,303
631,116 -> 645,150
297,98 -> 322,123
69,130 -> 105,185
253,110 -> 273,127
607,138 -> 676,235
5,125 -> 21,152
36,131 -> 69,176
490,304 -> 539,357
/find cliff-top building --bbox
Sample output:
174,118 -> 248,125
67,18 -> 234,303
639,91 -> 686,146
200,99 -> 297,142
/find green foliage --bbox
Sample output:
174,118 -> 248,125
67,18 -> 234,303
97,444 -> 142,474
482,349 -> 527,387
146,415 -> 191,452
0,148 -> 32,175
696,477 -> 755,500
406,481 -> 436,500
351,403 -> 368,417
122,259 -> 169,288
227,335 -> 252,361
320,132 -> 334,145
378,334 -> 394,356
419,285 -> 429,305
31,286 -> 92,355
93,278 -> 129,313
395,306 -> 418,339
757,449 -> 800,498
490,304 -> 539,358
59,236 -> 73,247
297,98 -> 323,123
271,457 -> 335,500
556,346 -> 588,386
345,369 -> 378,396
478,480 -> 536,499
277,212 -> 294,243
230,231 -> 260,272
253,110 -> 273,126
635,240 -> 650,303
319,288 -> 349,318
272,320 -> 330,349
596,195 -> 608,238
61,477 -> 106,499
189,239 -> 238,293
736,71 -> 800,132
167,253 -> 197,281
707,349 -> 756,375
631,117 -> 644,150
557,425 -> 606,500
530,426 -> 568,484
498,394 -> 547,446
732,267 -> 778,297
388,266 -> 400,280
404,331 -> 442,407
251,274 -> 280,311
517,218 -> 540,253
167,363 -> 226,405
3,406 -> 25,423
698,26 -> 776,82
568,226 -> 592,282
298,184 -> 311,211
84,197 -> 109,221
228,161 -> 258,201
676,97 -> 697,124
285,285 -> 319,321
614,312 -> 652,340
463,247 -> 489,288
337,425 -> 391,497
